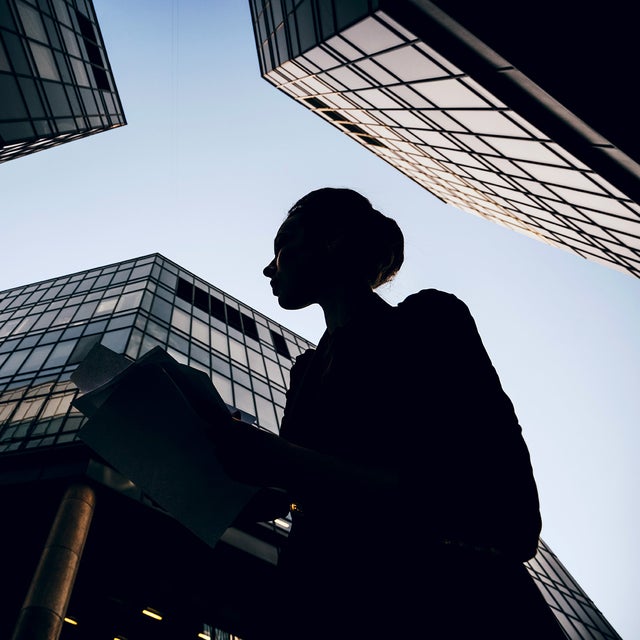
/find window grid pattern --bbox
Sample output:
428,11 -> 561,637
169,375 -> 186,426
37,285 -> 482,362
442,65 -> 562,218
525,539 -> 622,639
0,254 -> 314,454
0,255 -> 155,451
250,1 -> 640,279
136,263 -> 312,433
0,0 -> 126,164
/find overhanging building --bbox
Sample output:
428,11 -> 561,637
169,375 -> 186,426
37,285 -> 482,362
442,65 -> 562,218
248,0 -> 640,278
0,0 -> 125,164
0,255 -> 622,639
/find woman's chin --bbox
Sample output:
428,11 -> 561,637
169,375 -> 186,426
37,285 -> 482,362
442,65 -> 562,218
277,294 -> 313,311
278,299 -> 301,310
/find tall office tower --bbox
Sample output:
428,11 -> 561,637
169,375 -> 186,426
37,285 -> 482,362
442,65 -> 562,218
0,255 -> 621,639
0,0 -> 125,164
248,1 -> 640,279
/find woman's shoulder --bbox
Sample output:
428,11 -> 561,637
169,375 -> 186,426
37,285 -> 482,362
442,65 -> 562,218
396,288 -> 471,321
288,348 -> 316,384
293,348 -> 315,368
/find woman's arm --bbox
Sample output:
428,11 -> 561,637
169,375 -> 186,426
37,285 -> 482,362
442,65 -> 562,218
214,417 -> 400,507
154,347 -> 397,521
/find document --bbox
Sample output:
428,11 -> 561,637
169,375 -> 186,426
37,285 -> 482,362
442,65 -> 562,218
71,344 -> 259,550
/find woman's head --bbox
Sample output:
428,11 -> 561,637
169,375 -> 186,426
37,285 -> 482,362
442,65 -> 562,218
287,188 -> 404,287
264,187 -> 404,309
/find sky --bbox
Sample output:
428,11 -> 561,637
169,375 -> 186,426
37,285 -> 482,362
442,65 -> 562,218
2,2 -> 639,637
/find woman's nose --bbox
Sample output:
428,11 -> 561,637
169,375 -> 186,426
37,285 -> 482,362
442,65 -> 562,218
263,259 -> 276,278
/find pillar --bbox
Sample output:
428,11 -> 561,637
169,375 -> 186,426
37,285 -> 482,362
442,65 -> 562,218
11,482 -> 96,640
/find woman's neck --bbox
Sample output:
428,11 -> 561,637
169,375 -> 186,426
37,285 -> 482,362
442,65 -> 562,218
319,285 -> 382,333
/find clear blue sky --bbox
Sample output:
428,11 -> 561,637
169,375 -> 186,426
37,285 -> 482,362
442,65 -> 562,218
2,2 -> 639,637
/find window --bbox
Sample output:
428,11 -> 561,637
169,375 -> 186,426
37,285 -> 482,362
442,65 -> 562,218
270,330 -> 291,358
75,9 -> 110,91
193,287 -> 209,314
226,305 -> 243,333
45,340 -> 76,367
176,277 -> 192,303
241,312 -> 260,341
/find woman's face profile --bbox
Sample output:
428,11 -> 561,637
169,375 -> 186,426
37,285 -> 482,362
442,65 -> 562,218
263,214 -> 327,310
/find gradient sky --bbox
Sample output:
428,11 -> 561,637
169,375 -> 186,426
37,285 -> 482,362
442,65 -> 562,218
2,2 -> 639,637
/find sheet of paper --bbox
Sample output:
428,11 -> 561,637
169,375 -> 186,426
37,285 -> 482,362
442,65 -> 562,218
70,343 -> 132,394
73,349 -> 258,549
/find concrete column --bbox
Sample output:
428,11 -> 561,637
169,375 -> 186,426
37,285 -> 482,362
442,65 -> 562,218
11,482 -> 96,640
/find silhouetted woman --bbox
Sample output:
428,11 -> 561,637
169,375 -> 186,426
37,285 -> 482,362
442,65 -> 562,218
212,188 -> 566,639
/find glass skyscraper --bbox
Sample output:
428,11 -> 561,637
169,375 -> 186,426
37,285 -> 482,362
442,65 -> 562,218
0,0 -> 125,164
0,254 -> 622,639
248,0 -> 640,279
0,254 -> 309,639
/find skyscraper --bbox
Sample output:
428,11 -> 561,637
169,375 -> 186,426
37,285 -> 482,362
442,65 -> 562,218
0,255 -> 621,638
248,0 -> 640,279
0,0 -> 125,164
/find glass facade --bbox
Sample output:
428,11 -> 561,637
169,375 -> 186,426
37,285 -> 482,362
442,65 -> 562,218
0,254 -> 622,639
0,254 -> 312,639
248,0 -> 640,279
0,0 -> 125,164
0,254 -> 312,454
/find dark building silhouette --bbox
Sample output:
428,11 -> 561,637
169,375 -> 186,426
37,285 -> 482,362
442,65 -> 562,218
0,255 -> 622,638
248,0 -> 640,279
0,0 -> 125,164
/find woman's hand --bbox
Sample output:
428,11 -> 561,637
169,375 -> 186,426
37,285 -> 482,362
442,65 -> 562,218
212,418 -> 286,487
